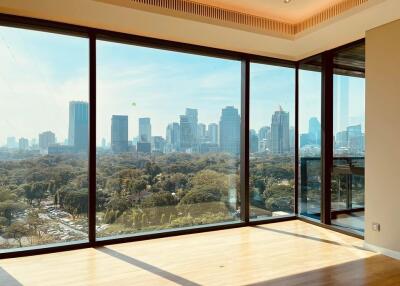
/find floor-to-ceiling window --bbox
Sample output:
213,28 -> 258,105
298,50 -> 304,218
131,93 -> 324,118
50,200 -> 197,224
96,40 -> 242,238
298,56 -> 322,221
331,43 -> 365,234
0,26 -> 89,250
249,63 -> 295,220
0,15 -> 364,257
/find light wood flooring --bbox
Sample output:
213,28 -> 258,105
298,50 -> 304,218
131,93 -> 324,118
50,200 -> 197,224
1,220 -> 399,286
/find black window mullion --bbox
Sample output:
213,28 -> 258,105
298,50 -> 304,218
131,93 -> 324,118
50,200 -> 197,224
88,32 -> 97,244
321,51 -> 333,225
294,63 -> 299,215
240,59 -> 250,223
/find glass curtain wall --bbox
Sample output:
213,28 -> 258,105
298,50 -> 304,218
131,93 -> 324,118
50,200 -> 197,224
0,26 -> 89,251
2,17 -> 366,255
96,40 -> 242,238
298,57 -> 322,221
249,63 -> 295,220
331,43 -> 365,234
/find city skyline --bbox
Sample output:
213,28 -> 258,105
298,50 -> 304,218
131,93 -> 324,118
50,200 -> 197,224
0,26 -> 364,146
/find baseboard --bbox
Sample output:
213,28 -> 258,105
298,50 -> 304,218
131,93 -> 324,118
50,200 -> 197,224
364,242 -> 400,260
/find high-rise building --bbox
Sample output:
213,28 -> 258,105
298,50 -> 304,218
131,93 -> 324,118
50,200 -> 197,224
308,117 -> 321,146
39,131 -> 56,151
219,106 -> 240,155
289,126 -> 295,152
18,138 -> 29,150
250,129 -> 259,153
111,115 -> 129,153
137,142 -> 151,154
179,115 -> 193,151
335,130 -> 348,149
68,101 -> 89,152
270,106 -> 290,154
258,126 -> 270,141
208,123 -> 218,145
166,122 -> 180,152
152,136 -> 166,153
347,124 -> 363,153
197,123 -> 207,142
139,118 -> 151,143
186,108 -> 198,146
101,138 -> 106,149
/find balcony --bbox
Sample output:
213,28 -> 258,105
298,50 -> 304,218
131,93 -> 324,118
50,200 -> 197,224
300,156 -> 365,234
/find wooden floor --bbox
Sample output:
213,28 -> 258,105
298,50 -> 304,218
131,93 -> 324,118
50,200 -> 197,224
1,220 -> 400,286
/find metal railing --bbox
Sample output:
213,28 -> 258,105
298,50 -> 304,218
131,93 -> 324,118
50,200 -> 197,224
300,156 -> 365,217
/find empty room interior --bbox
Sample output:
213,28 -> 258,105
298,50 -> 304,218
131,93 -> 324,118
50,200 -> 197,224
0,0 -> 400,285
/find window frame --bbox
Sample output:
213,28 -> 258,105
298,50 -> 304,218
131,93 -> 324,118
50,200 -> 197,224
0,12 -> 363,259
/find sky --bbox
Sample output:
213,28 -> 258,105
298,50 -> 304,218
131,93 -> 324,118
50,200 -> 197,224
0,25 -> 365,146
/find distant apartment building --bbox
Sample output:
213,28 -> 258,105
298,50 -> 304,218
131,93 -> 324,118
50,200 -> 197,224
18,138 -> 29,150
68,101 -> 89,152
111,115 -> 129,153
139,118 -> 151,143
166,122 -> 180,152
219,106 -> 240,155
39,131 -> 56,152
207,123 -> 218,145
270,107 -> 290,154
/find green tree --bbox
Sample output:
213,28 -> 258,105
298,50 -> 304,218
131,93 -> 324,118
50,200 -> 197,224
4,222 -> 30,247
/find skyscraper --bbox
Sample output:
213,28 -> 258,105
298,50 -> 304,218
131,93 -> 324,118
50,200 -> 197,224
166,122 -> 180,152
289,126 -> 295,152
270,106 -> 290,154
152,136 -> 166,153
186,108 -> 198,146
258,126 -> 270,141
308,117 -> 321,146
111,115 -> 128,153
347,124 -> 363,153
68,101 -> 89,152
207,123 -> 218,145
197,123 -> 207,142
219,106 -> 240,155
139,118 -> 151,143
18,138 -> 29,150
250,129 -> 259,153
179,115 -> 193,151
39,131 -> 56,151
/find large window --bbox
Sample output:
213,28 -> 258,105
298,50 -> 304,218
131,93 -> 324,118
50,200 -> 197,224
298,57 -> 322,220
249,63 -> 295,220
0,26 -> 89,250
96,41 -> 241,238
331,43 -> 365,234
0,16 -> 364,257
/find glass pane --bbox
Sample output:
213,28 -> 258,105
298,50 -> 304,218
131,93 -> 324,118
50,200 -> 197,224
298,57 -> 322,221
249,63 -> 295,220
331,43 -> 365,234
0,26 -> 89,251
96,41 -> 241,238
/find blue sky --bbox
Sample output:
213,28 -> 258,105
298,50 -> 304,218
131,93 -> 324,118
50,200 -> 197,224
0,26 -> 364,146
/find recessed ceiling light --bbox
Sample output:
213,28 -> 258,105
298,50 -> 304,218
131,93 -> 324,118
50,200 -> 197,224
284,0 -> 292,3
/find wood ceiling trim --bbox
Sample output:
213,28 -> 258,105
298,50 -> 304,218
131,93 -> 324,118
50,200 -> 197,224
95,0 -> 369,38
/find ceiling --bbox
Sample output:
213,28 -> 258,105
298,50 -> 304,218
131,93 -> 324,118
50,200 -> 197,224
192,0 -> 344,23
0,0 -> 399,60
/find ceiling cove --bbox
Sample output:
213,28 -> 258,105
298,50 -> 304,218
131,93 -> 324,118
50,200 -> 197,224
95,0 -> 370,39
